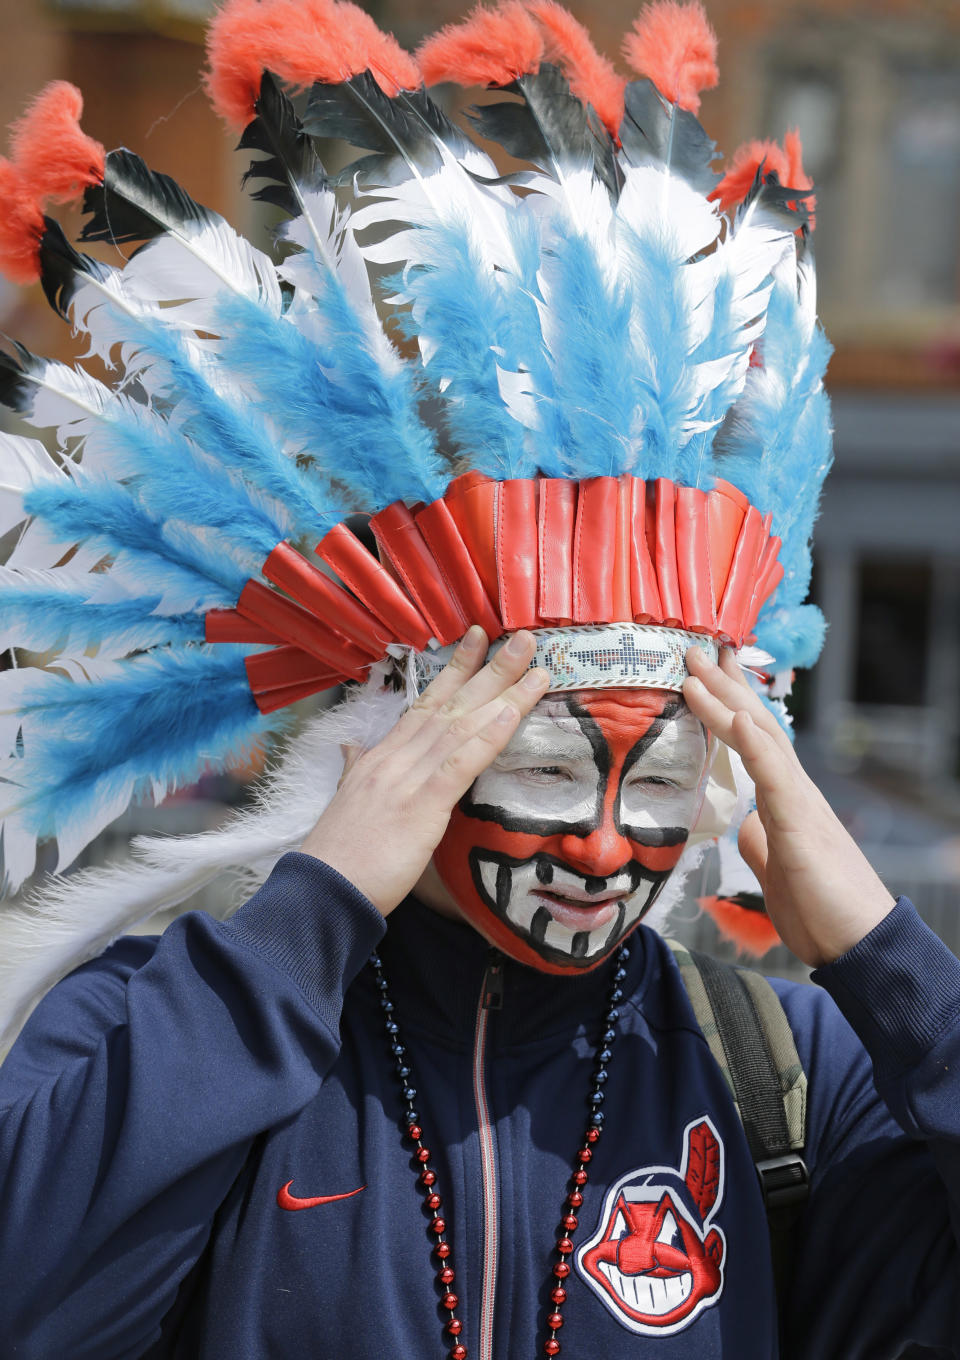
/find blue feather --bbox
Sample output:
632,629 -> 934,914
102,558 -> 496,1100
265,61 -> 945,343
494,210 -> 570,473
389,216 -> 534,479
23,480 -> 246,606
754,602 -> 826,672
715,281 -> 832,611
616,221 -> 713,483
213,290 -> 444,513
536,228 -> 640,478
8,645 -> 284,846
111,312 -> 334,543
0,572 -> 203,656
681,268 -> 763,487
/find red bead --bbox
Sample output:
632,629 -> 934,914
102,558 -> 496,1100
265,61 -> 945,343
446,1316 -> 462,1334
431,1217 -> 447,1235
586,1128 -> 600,1143
578,1147 -> 592,1163
442,1292 -> 458,1311
439,1266 -> 455,1285
556,1237 -> 574,1255
547,1312 -> 564,1329
426,1193 -> 442,1210
544,1341 -> 561,1356
567,1191 -> 583,1208
450,1347 -> 468,1360
408,1124 -> 422,1140
553,1262 -> 571,1279
551,1286 -> 567,1305
573,1169 -> 589,1186
421,1169 -> 437,1186
416,1147 -> 432,1163
562,1214 -> 578,1231
435,1243 -> 452,1259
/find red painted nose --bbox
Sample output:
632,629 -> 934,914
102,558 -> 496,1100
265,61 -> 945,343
558,821 -> 633,880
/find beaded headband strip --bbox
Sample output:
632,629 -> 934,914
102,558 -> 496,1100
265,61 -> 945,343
414,625 -> 718,693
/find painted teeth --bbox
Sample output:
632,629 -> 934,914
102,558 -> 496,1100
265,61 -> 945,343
597,1262 -> 693,1316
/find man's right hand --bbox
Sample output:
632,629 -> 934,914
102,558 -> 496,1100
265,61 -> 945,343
299,627 -> 548,917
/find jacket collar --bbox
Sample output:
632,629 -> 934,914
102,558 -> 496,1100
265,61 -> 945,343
372,893 -> 655,1049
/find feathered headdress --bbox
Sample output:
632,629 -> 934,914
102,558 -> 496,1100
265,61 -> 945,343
0,0 -> 829,1043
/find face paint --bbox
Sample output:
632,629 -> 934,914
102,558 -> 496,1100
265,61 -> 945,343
432,689 -> 709,974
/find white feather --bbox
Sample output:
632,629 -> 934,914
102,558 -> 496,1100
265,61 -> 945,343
120,215 -> 283,327
349,143 -> 520,276
0,678 -> 408,1051
0,433 -> 65,536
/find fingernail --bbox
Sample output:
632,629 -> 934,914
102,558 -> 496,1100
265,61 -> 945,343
461,625 -> 485,653
523,667 -> 549,691
506,631 -> 532,657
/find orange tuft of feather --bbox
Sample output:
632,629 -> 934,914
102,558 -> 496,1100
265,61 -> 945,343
10,81 -> 104,207
622,0 -> 718,114
328,2 -> 421,96
698,895 -> 782,958
0,159 -> 44,285
205,0 -> 419,131
206,0 -> 282,129
526,0 -> 626,137
711,129 -> 816,227
418,1 -> 544,89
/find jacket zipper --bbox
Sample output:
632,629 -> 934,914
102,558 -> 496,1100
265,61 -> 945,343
473,951 -> 503,1360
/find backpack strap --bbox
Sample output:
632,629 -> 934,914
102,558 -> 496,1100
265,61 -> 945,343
666,939 -> 809,1328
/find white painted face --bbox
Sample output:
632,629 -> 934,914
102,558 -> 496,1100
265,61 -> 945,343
433,690 -> 711,974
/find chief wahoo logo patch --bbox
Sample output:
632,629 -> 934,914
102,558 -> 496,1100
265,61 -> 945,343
576,1116 -> 725,1336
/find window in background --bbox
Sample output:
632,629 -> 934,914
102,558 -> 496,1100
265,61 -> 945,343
877,62 -> 960,311
854,556 -> 932,707
765,29 -> 960,335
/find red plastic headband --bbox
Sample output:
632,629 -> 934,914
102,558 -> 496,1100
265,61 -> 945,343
204,472 -> 783,714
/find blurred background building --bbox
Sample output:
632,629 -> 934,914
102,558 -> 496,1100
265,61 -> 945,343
1,0 -> 958,978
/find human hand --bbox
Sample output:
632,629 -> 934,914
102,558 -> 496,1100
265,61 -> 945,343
299,627 -> 549,917
683,647 -> 896,967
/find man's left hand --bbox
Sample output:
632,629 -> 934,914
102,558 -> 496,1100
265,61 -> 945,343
683,646 -> 896,968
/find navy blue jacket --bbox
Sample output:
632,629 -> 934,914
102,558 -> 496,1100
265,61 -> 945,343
1,852 -> 958,1358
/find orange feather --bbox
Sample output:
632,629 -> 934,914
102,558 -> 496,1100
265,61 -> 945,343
418,1 -> 544,89
711,129 -> 816,227
622,0 -> 718,114
526,0 -> 626,137
0,159 -> 44,285
11,82 -> 104,206
698,895 -> 782,958
205,0 -> 419,131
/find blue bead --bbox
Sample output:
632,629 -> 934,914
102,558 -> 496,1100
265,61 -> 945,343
385,1020 -> 399,1034
598,1047 -> 612,1063
602,1028 -> 615,1044
591,1111 -> 605,1127
589,1091 -> 605,1105
380,999 -> 394,1012
605,1008 -> 620,1024
594,1068 -> 608,1083
403,1086 -> 417,1102
398,1065 -> 411,1079
609,988 -> 623,1004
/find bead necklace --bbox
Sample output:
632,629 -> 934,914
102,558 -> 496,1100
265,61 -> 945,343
369,942 -> 630,1359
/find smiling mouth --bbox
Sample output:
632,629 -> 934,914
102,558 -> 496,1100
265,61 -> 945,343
597,1262 -> 694,1316
532,890 -> 622,932
469,849 -> 664,965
